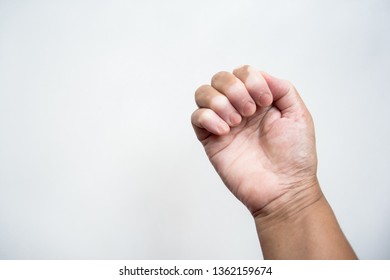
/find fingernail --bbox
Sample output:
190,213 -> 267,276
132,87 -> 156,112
229,112 -> 242,126
243,100 -> 256,116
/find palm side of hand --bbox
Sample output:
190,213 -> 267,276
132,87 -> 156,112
201,104 -> 317,214
192,66 -> 318,214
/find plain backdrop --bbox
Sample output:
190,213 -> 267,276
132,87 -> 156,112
0,0 -> 389,259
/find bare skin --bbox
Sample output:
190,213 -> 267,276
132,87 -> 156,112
191,65 -> 357,259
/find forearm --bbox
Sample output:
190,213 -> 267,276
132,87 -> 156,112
192,66 -> 357,259
254,180 -> 357,259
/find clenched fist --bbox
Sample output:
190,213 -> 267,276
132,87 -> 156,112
192,65 -> 318,215
191,65 -> 357,259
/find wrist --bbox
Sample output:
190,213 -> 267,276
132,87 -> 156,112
253,177 -> 357,259
253,176 -> 323,233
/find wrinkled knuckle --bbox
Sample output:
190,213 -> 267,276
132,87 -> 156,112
190,109 -> 199,122
233,64 -> 251,74
195,84 -> 209,99
211,71 -> 231,85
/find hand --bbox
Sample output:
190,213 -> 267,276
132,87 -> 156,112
191,65 -> 318,215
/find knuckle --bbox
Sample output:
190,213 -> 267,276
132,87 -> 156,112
211,71 -> 231,85
190,109 -> 199,122
233,64 -> 251,75
209,94 -> 228,111
197,109 -> 212,124
191,109 -> 211,125
194,84 -> 209,99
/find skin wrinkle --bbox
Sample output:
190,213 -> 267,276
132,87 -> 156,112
255,180 -> 323,224
192,66 -> 357,259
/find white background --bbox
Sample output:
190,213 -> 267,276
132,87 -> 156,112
0,0 -> 389,259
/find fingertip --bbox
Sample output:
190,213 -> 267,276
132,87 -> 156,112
217,121 -> 230,135
259,92 -> 273,107
229,112 -> 242,126
243,100 -> 256,117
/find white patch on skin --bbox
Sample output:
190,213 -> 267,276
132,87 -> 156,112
227,82 -> 244,96
245,71 -> 259,91
211,94 -> 228,112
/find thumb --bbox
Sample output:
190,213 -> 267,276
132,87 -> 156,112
261,71 -> 308,117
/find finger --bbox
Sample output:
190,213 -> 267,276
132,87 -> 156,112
233,65 -> 273,107
261,106 -> 281,133
260,71 -> 307,116
191,108 -> 230,141
195,84 -> 242,127
211,71 -> 256,117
